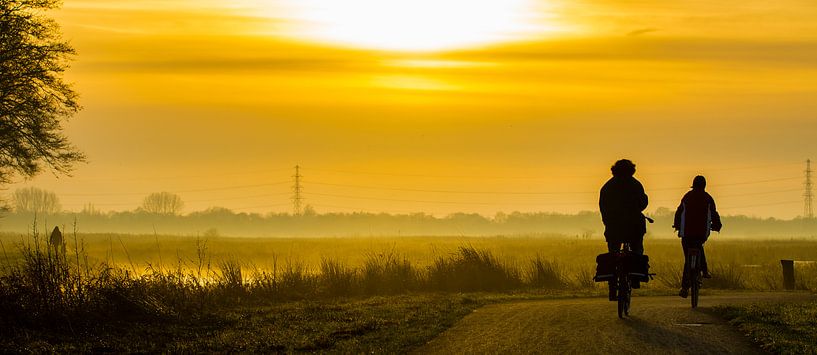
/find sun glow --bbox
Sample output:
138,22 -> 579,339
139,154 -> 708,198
273,0 -> 557,51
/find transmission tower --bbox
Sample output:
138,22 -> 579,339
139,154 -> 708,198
806,159 -> 814,219
292,165 -> 304,216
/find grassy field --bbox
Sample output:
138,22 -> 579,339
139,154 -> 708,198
1,231 -> 816,352
2,232 -> 816,292
0,293 -> 491,352
715,300 -> 817,354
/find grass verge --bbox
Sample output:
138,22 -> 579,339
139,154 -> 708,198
0,291 -> 596,353
714,299 -> 817,354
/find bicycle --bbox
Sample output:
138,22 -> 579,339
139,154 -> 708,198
685,247 -> 703,308
611,243 -> 653,318
613,244 -> 634,318
613,216 -> 655,318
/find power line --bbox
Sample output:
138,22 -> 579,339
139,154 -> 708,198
56,181 -> 292,197
64,167 -> 293,183
715,188 -> 803,198
185,192 -> 292,204
231,202 -> 293,212
302,167 -> 600,180
718,200 -> 802,211
710,176 -> 801,187
304,176 -> 800,195
307,181 -> 599,195
302,192 -> 592,206
645,162 -> 803,175
309,203 -> 426,214
301,162 -> 802,180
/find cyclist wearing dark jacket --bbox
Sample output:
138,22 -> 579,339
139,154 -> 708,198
673,175 -> 722,298
600,159 -> 649,254
599,159 -> 649,300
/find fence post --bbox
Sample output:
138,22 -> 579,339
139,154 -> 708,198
781,259 -> 795,290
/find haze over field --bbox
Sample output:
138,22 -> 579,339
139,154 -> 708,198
11,0 -> 817,218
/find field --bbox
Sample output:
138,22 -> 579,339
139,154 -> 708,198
2,232 -> 817,292
1,231 -> 817,352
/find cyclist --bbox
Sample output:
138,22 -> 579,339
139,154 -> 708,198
600,159 -> 649,300
673,175 -> 722,298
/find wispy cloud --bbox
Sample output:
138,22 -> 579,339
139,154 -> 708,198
627,28 -> 658,37
443,37 -> 817,67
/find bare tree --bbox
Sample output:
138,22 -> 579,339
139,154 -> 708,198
141,192 -> 184,215
12,186 -> 61,214
0,0 -> 85,185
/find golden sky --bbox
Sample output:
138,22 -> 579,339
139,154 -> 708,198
16,0 -> 817,218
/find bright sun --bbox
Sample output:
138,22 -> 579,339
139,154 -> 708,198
273,0 -> 555,52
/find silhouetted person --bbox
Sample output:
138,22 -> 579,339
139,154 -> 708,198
674,175 -> 721,298
48,226 -> 65,256
599,159 -> 649,300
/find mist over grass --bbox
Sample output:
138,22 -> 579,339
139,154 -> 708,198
3,209 -> 817,238
2,231 -> 816,310
2,226 -> 817,351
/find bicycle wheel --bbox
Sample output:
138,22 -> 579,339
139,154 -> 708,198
691,271 -> 700,308
617,275 -> 631,318
689,253 -> 700,308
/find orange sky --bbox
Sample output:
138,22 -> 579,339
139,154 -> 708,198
14,0 -> 817,218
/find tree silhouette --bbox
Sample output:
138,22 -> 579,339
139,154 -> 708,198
12,186 -> 61,215
0,0 -> 85,185
141,192 -> 184,215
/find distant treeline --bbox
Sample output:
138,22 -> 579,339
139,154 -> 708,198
2,208 -> 816,238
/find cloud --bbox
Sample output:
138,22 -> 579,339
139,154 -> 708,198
441,37 -> 817,67
627,28 -> 659,37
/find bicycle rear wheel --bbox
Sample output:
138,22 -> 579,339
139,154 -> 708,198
691,272 -> 700,308
689,253 -> 700,308
617,275 -> 631,318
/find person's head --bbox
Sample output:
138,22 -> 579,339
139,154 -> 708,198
611,159 -> 636,177
692,175 -> 706,189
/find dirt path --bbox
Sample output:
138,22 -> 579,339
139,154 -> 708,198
418,292 -> 815,354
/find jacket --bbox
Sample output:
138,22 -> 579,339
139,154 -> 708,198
599,176 -> 649,243
673,188 -> 722,240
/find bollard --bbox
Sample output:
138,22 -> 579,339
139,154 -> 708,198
781,259 -> 795,290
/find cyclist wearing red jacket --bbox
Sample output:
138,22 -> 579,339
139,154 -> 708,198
673,175 -> 722,298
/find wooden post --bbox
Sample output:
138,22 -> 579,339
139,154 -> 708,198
781,259 -> 795,290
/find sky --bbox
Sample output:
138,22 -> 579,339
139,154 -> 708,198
13,0 -> 817,218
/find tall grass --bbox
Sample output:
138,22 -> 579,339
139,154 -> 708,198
707,263 -> 748,289
4,229 -> 817,328
527,256 -> 568,289
319,257 -> 356,296
362,249 -> 418,294
428,245 -> 522,292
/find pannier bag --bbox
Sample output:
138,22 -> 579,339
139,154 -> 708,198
626,254 -> 651,282
593,253 -> 616,282
593,253 -> 651,282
